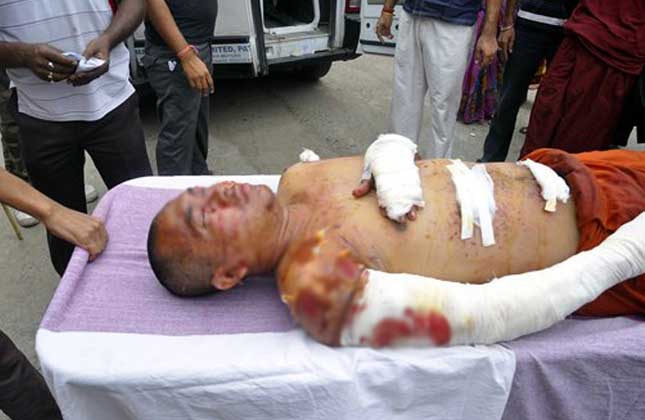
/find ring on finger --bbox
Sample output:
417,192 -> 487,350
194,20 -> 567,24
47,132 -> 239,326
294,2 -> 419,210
47,61 -> 55,71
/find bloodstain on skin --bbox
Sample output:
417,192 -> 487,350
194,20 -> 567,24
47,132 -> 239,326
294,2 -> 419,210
336,257 -> 360,279
291,237 -> 321,264
296,289 -> 323,320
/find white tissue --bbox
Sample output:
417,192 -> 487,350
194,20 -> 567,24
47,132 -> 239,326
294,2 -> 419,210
63,52 -> 106,73
299,149 -> 320,162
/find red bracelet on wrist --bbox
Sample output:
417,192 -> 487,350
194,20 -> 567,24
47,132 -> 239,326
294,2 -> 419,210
176,44 -> 197,60
382,6 -> 395,14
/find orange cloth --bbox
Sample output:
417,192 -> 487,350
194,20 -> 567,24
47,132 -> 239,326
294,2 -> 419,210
527,148 -> 645,316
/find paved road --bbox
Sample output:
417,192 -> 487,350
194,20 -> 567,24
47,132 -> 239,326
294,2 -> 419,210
0,53 -> 641,420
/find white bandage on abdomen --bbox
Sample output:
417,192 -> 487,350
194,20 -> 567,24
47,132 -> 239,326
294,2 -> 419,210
518,159 -> 570,212
341,212 -> 645,348
446,160 -> 497,247
362,134 -> 425,222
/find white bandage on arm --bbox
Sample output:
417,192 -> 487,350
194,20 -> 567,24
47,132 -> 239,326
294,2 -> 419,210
518,159 -> 570,212
361,134 -> 425,222
341,212 -> 645,347
446,160 -> 497,247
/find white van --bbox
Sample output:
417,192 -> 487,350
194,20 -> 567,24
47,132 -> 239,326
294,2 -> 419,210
129,0 -> 364,83
356,0 -> 403,56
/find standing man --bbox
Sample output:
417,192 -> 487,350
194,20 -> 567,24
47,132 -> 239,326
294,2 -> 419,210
520,0 -> 645,156
377,0 -> 502,158
0,167 -> 107,420
144,0 -> 218,176
479,0 -> 578,162
0,0 -> 153,275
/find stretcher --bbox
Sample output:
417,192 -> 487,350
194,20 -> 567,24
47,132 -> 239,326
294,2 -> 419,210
36,176 -> 645,420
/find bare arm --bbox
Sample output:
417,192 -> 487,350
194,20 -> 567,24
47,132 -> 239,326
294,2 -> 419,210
475,0 -> 502,67
376,0 -> 400,43
144,0 -> 214,95
101,0 -> 146,49
0,169 -> 108,261
503,0 -> 518,25
498,0 -> 517,60
0,42 -> 78,82
277,232 -> 366,346
69,0 -> 146,86
145,0 -> 189,54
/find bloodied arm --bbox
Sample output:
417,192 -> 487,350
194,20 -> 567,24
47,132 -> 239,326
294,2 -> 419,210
276,231 -> 368,346
278,211 -> 645,348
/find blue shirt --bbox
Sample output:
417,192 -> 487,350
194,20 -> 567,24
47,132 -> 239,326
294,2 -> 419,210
403,0 -> 482,26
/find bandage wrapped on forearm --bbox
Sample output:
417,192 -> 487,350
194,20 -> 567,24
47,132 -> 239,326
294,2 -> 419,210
341,212 -> 645,347
362,134 -> 425,222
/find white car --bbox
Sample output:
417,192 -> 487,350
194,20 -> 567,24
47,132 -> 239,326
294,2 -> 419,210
129,0 -> 375,83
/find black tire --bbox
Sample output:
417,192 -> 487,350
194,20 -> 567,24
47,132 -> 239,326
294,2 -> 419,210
295,62 -> 333,81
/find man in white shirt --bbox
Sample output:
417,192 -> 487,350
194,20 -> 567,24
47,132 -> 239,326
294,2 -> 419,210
0,0 -> 152,275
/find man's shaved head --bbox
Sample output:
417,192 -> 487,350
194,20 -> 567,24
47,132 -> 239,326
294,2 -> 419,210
147,212 -> 216,297
146,183 -> 283,297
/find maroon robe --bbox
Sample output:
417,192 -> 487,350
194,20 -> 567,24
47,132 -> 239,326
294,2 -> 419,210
521,0 -> 645,156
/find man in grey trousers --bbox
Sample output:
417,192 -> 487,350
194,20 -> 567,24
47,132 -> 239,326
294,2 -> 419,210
144,0 -> 218,175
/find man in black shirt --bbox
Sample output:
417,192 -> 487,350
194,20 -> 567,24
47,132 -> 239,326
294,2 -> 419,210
144,0 -> 219,175
478,0 -> 578,162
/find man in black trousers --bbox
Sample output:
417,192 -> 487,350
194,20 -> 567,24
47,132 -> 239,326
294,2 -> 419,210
144,0 -> 218,176
479,0 -> 578,162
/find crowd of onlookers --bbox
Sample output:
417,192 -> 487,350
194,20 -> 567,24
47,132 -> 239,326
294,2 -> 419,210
0,0 -> 644,418
381,0 -> 644,161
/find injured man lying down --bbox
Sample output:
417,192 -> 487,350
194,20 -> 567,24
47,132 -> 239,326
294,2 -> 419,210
147,134 -> 645,348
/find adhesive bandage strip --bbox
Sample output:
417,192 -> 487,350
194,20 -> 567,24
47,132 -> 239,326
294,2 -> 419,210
446,160 -> 497,247
518,159 -> 570,212
361,134 -> 425,222
341,211 -> 645,348
299,148 -> 320,162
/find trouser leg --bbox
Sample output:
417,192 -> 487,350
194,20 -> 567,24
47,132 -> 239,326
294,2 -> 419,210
480,24 -> 562,162
521,36 -> 577,156
146,44 -> 210,175
191,45 -> 212,175
11,92 -> 85,275
390,11 -> 428,145
424,18 -> 476,158
83,93 -> 153,188
0,84 -> 29,182
0,330 -> 62,420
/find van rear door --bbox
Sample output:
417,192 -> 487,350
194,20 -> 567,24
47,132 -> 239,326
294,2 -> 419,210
358,0 -> 401,56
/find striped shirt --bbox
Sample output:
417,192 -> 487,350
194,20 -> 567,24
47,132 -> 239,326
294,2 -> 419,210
0,0 -> 134,122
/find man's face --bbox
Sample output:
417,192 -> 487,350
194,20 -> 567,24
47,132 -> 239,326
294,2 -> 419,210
154,182 -> 279,290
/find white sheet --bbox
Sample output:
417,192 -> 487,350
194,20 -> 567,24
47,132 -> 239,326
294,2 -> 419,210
38,330 -> 515,420
37,175 -> 516,420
